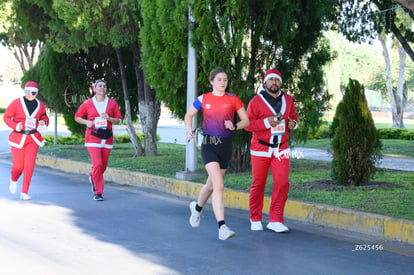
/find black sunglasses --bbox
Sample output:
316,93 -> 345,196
25,91 -> 38,96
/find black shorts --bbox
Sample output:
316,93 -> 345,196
201,135 -> 232,169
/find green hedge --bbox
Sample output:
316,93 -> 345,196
43,134 -> 84,145
43,133 -> 158,145
308,125 -> 331,140
376,128 -> 414,140
310,126 -> 414,140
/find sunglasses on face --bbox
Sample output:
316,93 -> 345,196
25,91 -> 38,96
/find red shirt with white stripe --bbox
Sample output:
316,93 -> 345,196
3,97 -> 49,149
74,96 -> 122,149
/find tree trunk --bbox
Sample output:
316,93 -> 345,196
229,143 -> 251,172
390,22 -> 414,62
379,37 -> 399,128
114,47 -> 144,157
396,0 -> 414,15
131,41 -> 160,156
373,0 -> 414,62
8,42 -> 42,74
141,81 -> 160,156
395,46 -> 406,128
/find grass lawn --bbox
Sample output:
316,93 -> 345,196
37,141 -> 414,221
296,139 -> 414,158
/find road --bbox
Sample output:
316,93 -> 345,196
0,157 -> 413,275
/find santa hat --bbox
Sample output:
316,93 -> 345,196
24,81 -> 39,93
264,69 -> 282,84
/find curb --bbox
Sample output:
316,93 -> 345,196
36,155 -> 414,245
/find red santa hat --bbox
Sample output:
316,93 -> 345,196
24,81 -> 39,93
264,69 -> 282,84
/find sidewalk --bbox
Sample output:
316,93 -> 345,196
295,147 -> 414,172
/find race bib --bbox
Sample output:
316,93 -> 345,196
271,119 -> 286,136
94,117 -> 108,129
25,117 -> 36,130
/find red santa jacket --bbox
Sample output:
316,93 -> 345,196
245,91 -> 298,158
3,97 -> 49,149
74,96 -> 122,149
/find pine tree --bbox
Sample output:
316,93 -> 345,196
330,79 -> 382,186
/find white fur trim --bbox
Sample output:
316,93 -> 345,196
9,135 -> 27,149
31,134 -> 45,147
24,87 -> 39,92
85,142 -> 113,149
264,73 -> 282,84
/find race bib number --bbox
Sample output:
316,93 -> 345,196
25,117 -> 36,130
94,117 -> 108,129
271,119 -> 286,136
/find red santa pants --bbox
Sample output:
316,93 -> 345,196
87,147 -> 111,195
11,138 -> 39,194
250,154 -> 290,223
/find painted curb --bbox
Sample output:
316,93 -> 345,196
36,155 -> 414,244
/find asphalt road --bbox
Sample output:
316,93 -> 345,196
1,157 -> 413,275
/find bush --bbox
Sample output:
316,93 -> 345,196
115,133 -> 145,143
42,133 -> 157,145
377,128 -> 414,140
43,134 -> 84,145
310,123 -> 414,141
330,79 -> 382,186
63,113 -> 86,137
308,124 -> 331,140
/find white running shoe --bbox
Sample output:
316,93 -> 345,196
20,193 -> 32,201
89,176 -> 95,193
267,222 -> 289,233
189,201 -> 201,228
9,179 -> 17,194
218,224 -> 236,240
250,220 -> 263,231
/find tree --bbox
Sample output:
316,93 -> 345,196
379,36 -> 407,128
330,79 -> 382,186
338,0 -> 414,62
0,0 -> 42,75
140,0 -> 337,171
339,2 -> 412,127
13,0 -> 161,156
20,44 -> 137,137
397,0 -> 414,11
